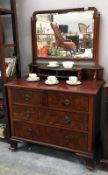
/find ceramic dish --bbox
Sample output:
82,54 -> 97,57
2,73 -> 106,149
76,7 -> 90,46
47,64 -> 59,68
26,77 -> 40,82
66,80 -> 82,85
62,61 -> 74,69
45,80 -> 59,85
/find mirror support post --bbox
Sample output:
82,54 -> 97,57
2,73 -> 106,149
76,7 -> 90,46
31,15 -> 37,65
93,13 -> 100,64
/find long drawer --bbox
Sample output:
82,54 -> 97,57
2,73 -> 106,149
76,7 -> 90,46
11,89 -> 89,112
12,105 -> 88,131
47,92 -> 89,112
13,121 -> 88,151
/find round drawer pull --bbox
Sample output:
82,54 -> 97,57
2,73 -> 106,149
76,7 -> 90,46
64,116 -> 71,124
64,135 -> 71,144
64,99 -> 70,106
27,128 -> 32,135
25,111 -> 32,118
24,94 -> 31,101
64,135 -> 77,144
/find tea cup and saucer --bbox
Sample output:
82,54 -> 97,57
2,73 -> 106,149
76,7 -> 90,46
45,76 -> 59,85
66,76 -> 81,85
27,73 -> 40,82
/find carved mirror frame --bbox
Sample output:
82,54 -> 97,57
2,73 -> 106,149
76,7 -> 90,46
31,7 -> 100,64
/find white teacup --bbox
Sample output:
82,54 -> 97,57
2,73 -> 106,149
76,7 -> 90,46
28,73 -> 37,80
47,76 -> 57,83
69,76 -> 78,83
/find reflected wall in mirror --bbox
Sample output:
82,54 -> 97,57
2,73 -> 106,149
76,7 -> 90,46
31,7 -> 100,63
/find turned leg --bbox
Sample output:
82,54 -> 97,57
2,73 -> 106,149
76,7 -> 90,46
85,158 -> 95,170
9,140 -> 17,151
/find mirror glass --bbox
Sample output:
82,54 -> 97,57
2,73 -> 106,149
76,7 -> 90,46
33,8 -> 97,61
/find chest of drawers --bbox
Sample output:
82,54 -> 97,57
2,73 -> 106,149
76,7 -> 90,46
5,78 -> 103,170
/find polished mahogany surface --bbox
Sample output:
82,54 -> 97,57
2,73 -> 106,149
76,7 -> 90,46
5,77 -> 103,170
5,77 -> 103,95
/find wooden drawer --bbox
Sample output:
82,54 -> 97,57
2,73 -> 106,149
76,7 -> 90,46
38,109 -> 88,131
47,93 -> 89,112
12,105 -> 38,122
12,105 -> 88,131
13,121 -> 88,151
11,89 -> 44,106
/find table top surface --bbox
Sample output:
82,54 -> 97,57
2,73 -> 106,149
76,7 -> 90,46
5,77 -> 104,95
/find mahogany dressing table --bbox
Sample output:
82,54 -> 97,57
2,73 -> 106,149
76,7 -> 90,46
5,7 -> 104,170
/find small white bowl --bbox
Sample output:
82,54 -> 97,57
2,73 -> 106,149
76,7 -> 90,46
62,61 -> 74,69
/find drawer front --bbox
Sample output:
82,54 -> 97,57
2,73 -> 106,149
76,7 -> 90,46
12,105 -> 88,131
13,121 -> 88,151
38,109 -> 88,131
11,89 -> 43,105
12,105 -> 38,122
47,93 -> 89,112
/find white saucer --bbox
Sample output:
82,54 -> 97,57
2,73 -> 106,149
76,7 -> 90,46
47,64 -> 59,68
45,80 -> 59,85
26,77 -> 40,82
66,80 -> 82,85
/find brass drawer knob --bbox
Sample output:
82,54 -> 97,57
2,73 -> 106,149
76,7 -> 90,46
64,135 -> 71,144
64,135 -> 77,144
25,111 -> 32,118
24,94 -> 31,101
64,99 -> 70,106
64,116 -> 71,124
27,128 -> 32,135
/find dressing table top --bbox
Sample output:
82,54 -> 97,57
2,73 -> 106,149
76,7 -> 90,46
5,77 -> 103,95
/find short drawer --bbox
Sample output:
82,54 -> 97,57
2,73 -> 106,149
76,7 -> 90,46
11,89 -> 44,105
13,121 -> 88,151
47,93 -> 89,112
12,105 -> 88,131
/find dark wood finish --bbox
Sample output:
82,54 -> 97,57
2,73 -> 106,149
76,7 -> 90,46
0,8 -> 13,15
100,82 -> 108,170
14,121 -> 88,151
9,140 -> 17,151
10,0 -> 21,78
29,6 -> 102,93
0,0 -> 21,139
5,78 -> 103,170
29,63 -> 103,81
12,105 -> 88,131
0,18 -> 6,83
82,66 -> 103,80
0,0 -> 21,84
31,7 -> 100,63
93,10 -> 100,64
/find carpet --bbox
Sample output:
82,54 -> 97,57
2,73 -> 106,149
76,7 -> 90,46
0,141 -> 107,175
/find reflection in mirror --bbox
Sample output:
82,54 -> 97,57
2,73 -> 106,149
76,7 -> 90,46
36,10 -> 94,59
